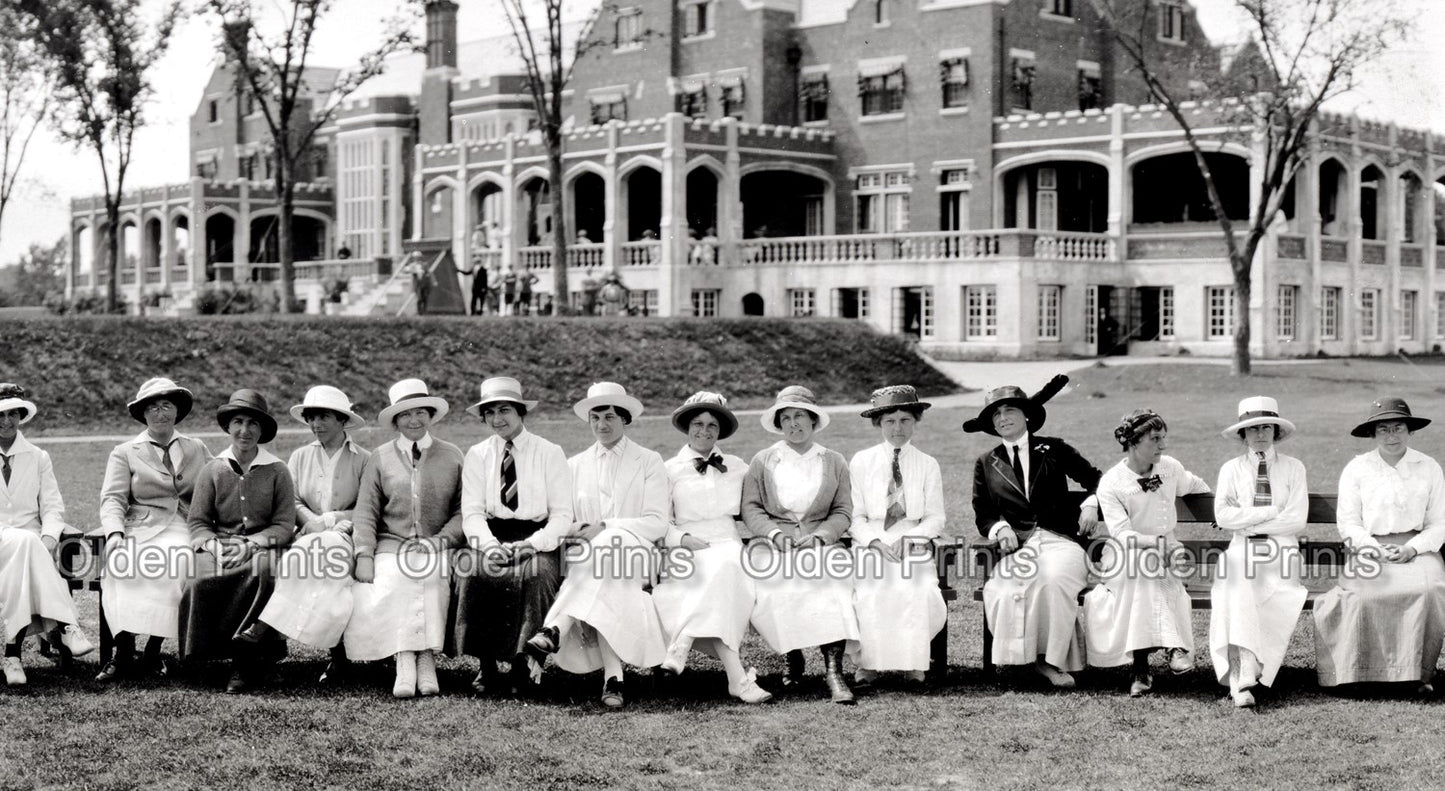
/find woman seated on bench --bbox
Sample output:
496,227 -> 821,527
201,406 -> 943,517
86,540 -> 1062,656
1314,397 -> 1445,694
1084,408 -> 1211,697
1210,396 -> 1309,709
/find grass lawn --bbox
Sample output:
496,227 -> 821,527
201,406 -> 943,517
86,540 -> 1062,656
8,358 -> 1445,789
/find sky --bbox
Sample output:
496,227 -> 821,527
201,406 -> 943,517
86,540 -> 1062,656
2,0 -> 1442,267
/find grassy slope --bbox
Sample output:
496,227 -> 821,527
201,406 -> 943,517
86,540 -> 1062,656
9,359 -> 1445,789
0,316 -> 957,435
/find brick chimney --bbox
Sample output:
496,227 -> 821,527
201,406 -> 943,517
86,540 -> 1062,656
221,19 -> 251,62
425,1 -> 459,69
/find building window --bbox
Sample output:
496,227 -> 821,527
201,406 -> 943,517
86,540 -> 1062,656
855,170 -> 910,233
1160,286 -> 1175,339
874,0 -> 889,24
859,68 -> 906,116
1036,167 -> 1058,231
1044,0 -> 1072,16
1206,285 -> 1235,339
939,166 -> 971,231
1401,289 -> 1418,341
340,137 -> 378,260
614,8 -> 643,48
309,144 -> 328,180
800,73 -> 829,123
940,58 -> 969,109
589,96 -> 627,124
629,289 -> 658,316
834,287 -> 870,319
196,159 -> 218,180
1038,285 -> 1061,341
1360,288 -> 1379,340
892,287 -> 933,338
789,288 -> 816,317
682,1 -> 713,37
240,152 -> 257,181
1084,287 -> 1097,344
1275,285 -> 1297,342
1158,0 -> 1185,42
1320,287 -> 1341,340
965,285 -> 998,340
680,87 -> 707,119
692,289 -> 719,317
208,99 -> 219,124
1010,54 -> 1036,111
1077,62 -> 1102,111
720,81 -> 745,120
1435,292 -> 1445,339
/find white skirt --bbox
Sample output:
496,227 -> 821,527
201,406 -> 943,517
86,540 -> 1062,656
548,526 -> 667,673
746,543 -> 860,655
343,547 -> 449,662
652,540 -> 755,654
1208,535 -> 1308,688
101,518 -> 192,639
981,529 -> 1089,671
0,528 -> 83,644
260,531 -> 355,649
853,546 -> 946,672
1083,536 -> 1193,667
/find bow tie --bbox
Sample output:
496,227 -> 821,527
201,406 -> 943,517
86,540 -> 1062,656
1137,475 -> 1163,493
693,454 -> 727,475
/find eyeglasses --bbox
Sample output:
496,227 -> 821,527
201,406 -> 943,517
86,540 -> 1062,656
145,402 -> 177,414
1375,424 -> 1410,436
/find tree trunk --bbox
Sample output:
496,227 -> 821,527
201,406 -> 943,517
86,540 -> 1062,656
104,199 -> 120,313
547,143 -> 568,315
1231,251 -> 1252,376
277,154 -> 297,313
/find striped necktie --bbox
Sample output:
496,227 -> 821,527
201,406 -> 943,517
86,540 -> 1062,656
884,448 -> 906,528
501,440 -> 518,511
0,453 -> 10,486
1253,452 -> 1272,506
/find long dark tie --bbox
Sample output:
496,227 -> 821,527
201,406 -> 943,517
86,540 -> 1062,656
411,443 -> 422,466
501,440 -> 518,511
1011,445 -> 1026,495
151,440 -> 178,479
884,447 -> 906,528
1253,452 -> 1272,507
0,453 -> 10,486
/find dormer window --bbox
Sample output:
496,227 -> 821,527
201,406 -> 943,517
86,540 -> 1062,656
614,8 -> 643,49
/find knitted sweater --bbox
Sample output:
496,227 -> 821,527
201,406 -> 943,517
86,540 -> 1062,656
351,436 -> 466,557
187,451 -> 297,548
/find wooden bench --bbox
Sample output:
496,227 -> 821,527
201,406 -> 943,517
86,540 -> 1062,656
967,492 -> 1343,673
54,530 -> 113,665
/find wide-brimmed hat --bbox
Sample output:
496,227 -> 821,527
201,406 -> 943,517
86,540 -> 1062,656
761,385 -> 830,434
290,385 -> 365,430
0,383 -> 37,424
1351,396 -> 1431,438
127,378 -> 193,424
466,376 -> 539,417
573,382 -> 644,421
216,389 -> 278,443
1222,396 -> 1295,441
377,379 -> 450,427
964,385 -> 1045,436
672,391 -> 738,439
860,384 -> 932,419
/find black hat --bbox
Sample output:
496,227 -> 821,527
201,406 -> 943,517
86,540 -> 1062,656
1350,396 -> 1430,438
962,375 -> 1069,436
216,389 -> 279,443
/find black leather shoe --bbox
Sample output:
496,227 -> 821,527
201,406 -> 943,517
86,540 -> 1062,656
781,649 -> 807,687
224,670 -> 248,694
94,661 -> 123,683
319,660 -> 349,685
525,626 -> 560,662
234,623 -> 276,644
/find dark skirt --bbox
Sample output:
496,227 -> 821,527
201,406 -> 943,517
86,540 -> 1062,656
447,519 -> 560,662
178,547 -> 286,663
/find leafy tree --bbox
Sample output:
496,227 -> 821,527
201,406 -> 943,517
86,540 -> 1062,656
0,5 -> 52,252
3,236 -> 68,305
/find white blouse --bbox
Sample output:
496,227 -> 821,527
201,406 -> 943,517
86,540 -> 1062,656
847,441 -> 945,548
664,445 -> 747,546
461,428 -> 574,551
1097,454 -> 1211,545
1337,447 -> 1445,554
1214,447 -> 1307,539
771,442 -> 825,522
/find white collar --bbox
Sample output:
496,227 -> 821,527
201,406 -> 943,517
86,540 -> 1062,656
310,436 -> 359,456
776,440 -> 825,460
596,436 -> 630,457
680,443 -> 724,460
397,433 -> 434,455
0,431 -> 36,456
218,446 -> 282,471
494,427 -> 531,448
998,432 -> 1031,452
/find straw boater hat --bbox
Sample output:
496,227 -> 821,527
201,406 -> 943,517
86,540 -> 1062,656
216,389 -> 279,444
573,382 -> 645,421
961,375 -> 1069,436
671,391 -> 738,439
0,383 -> 37,424
760,385 -> 830,434
860,384 -> 932,419
289,385 -> 365,430
466,376 -> 539,417
377,378 -> 450,427
1221,396 -> 1295,441
127,378 -> 193,424
1350,396 -> 1431,438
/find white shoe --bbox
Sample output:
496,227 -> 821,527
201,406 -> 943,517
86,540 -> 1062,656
1129,673 -> 1153,697
416,650 -> 440,697
58,626 -> 95,658
659,641 -> 689,675
392,651 -> 417,699
1167,648 -> 1192,675
728,668 -> 773,704
1232,689 -> 1256,708
1033,660 -> 1076,689
2,656 -> 26,686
